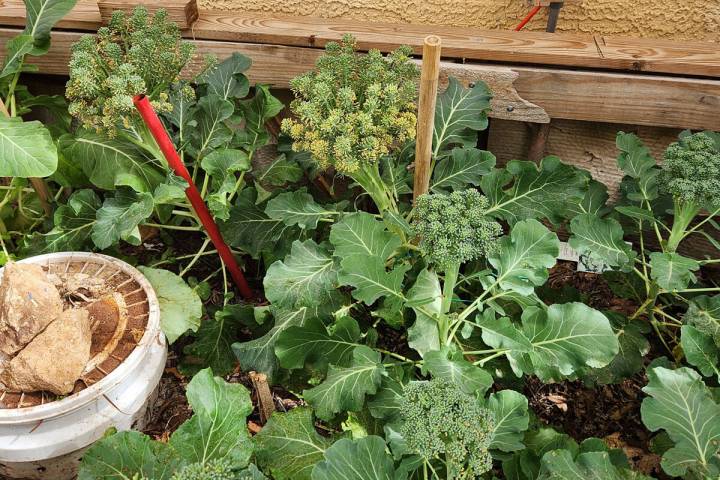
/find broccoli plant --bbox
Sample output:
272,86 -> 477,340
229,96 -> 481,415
401,378 -> 495,479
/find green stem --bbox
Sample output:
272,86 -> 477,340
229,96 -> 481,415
179,238 -> 211,277
667,199 -> 701,253
472,350 -> 509,366
142,223 -> 200,232
441,263 -> 460,315
350,162 -> 398,215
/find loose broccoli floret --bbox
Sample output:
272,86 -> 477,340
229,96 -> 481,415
171,459 -> 238,480
412,189 -> 502,269
66,6 -> 194,135
281,34 -> 418,213
661,132 -> 720,252
401,378 -> 495,479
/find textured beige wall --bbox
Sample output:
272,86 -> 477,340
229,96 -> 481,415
201,0 -> 720,42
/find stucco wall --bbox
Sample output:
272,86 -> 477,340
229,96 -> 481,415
201,0 -> 719,42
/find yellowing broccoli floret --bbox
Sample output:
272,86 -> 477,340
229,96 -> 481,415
401,378 -> 495,479
412,189 -> 502,269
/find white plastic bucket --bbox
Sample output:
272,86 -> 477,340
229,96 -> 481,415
0,252 -> 167,479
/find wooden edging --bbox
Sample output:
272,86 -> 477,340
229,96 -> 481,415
2,27 -> 718,130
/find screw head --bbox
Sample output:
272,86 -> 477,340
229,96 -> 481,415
468,82 -> 476,88
507,105 -> 515,112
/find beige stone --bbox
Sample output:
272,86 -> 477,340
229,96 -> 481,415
0,263 -> 64,356
0,308 -> 92,395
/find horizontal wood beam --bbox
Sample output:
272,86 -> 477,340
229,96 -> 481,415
0,1 -> 718,77
97,0 -> 198,29
2,28 -> 718,130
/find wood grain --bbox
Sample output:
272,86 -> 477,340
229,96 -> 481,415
414,35 -> 442,200
0,4 -> 717,77
1,28 -> 717,130
98,0 -> 198,29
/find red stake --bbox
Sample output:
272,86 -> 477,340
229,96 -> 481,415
133,94 -> 254,300
515,5 -> 542,31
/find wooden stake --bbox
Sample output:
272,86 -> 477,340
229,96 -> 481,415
249,371 -> 275,424
413,35 -> 442,201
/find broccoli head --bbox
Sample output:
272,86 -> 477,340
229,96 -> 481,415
412,189 -> 502,269
170,459 -> 238,480
401,378 -> 495,478
281,34 -> 419,175
662,132 -> 720,209
66,6 -> 194,135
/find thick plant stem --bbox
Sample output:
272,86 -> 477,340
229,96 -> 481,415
666,199 -> 701,253
351,162 -> 397,215
441,263 -> 460,315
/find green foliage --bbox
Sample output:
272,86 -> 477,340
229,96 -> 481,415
433,78 -> 492,155
170,458 -> 237,480
413,189 -> 502,269
66,6 -> 194,134
311,436 -> 399,480
401,378 -> 495,478
281,34 -> 418,175
0,117 -> 58,177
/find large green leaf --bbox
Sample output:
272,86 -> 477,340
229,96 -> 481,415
232,307 -> 309,382
406,268 -> 442,357
569,214 -> 635,270
311,436 -> 398,480
138,267 -> 202,344
169,369 -> 254,468
338,256 -> 409,305
488,219 -> 559,296
433,77 -> 492,155
685,295 -> 720,346
78,430 -> 180,480
197,52 -> 251,100
330,212 -> 401,261
430,147 -> 496,193
92,188 -> 154,249
221,188 -> 298,259
616,132 -> 656,179
275,316 -> 361,370
264,240 -> 339,313
423,348 -> 492,396
539,449 -> 650,479
649,252 -> 699,291
61,131 -> 164,192
487,390 -> 530,453
27,189 -> 99,253
254,408 -> 333,480
201,148 -> 250,220
304,346 -> 384,421
641,366 -> 720,477
191,94 -> 234,160
238,84 -> 284,148
584,313 -> 650,384
266,190 -> 338,230
23,0 -> 78,54
482,156 -> 588,225
0,117 -> 57,177
0,34 -> 34,79
681,325 -> 720,378
254,154 -> 304,187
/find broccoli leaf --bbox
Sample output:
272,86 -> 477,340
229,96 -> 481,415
61,131 -> 164,192
569,213 -> 636,269
233,307 -> 310,382
201,148 -> 250,220
263,240 -> 342,317
641,366 -> 720,477
338,256 -> 410,306
254,408 -> 333,480
0,117 -> 57,178
23,0 -> 78,54
430,147 -> 496,193
275,316 -> 361,370
406,268 -> 442,357
685,295 -> 720,346
616,132 -> 657,179
304,346 -> 384,421
221,188 -> 298,259
584,313 -> 650,384
433,77 -> 492,155
91,188 -> 154,249
191,94 -> 234,160
539,449 -> 650,479
487,390 -> 530,453
0,34 -> 34,79
649,252 -> 699,291
254,154 -> 304,187
330,212 -> 402,260
569,180 -> 610,217
367,376 -> 404,421
311,436 -> 398,480
238,84 -> 284,149
78,430 -> 180,480
488,219 -> 559,296
138,267 -> 202,344
681,325 -> 720,378
482,156 -> 588,226
423,348 -> 493,396
265,190 -> 338,230
197,52 -> 251,100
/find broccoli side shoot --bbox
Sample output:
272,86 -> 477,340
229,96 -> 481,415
170,458 -> 237,480
281,34 -> 418,176
66,6 -> 194,135
401,378 -> 495,479
661,132 -> 720,252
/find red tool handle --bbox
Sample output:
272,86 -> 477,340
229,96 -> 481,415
133,94 -> 254,300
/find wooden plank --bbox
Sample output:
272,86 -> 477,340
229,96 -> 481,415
1,28 -> 718,130
0,3 -> 718,77
97,0 -> 198,29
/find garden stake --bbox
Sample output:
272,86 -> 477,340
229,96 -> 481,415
413,35 -> 442,201
133,94 -> 254,300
